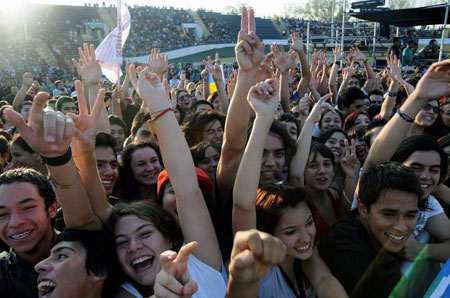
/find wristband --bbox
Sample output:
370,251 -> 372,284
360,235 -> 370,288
397,109 -> 414,123
41,147 -> 72,167
363,58 -> 368,64
388,90 -> 398,97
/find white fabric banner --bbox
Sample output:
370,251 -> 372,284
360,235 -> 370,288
95,0 -> 130,82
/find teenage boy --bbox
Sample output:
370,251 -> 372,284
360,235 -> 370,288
319,162 -> 422,298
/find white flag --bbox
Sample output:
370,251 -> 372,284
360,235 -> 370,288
95,0 -> 130,83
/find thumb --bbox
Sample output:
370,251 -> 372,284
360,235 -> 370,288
4,108 -> 30,136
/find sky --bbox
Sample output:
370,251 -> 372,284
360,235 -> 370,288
0,0 -> 309,18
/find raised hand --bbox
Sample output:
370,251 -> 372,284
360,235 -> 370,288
413,59 -> 450,101
386,53 -> 403,83
341,139 -> 360,178
148,48 -> 169,77
4,92 -> 74,157
349,47 -> 366,61
68,80 -> 106,157
290,32 -> 304,53
203,53 -> 223,83
72,43 -> 102,86
306,93 -> 333,123
229,230 -> 286,285
226,72 -> 237,98
247,78 -> 279,118
342,62 -> 355,81
23,72 -> 33,87
235,7 -> 265,72
333,45 -> 344,62
154,242 -> 199,298
271,44 -> 290,74
200,67 -> 209,80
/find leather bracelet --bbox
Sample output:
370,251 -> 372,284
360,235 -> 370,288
397,109 -> 414,123
388,90 -> 398,97
41,147 -> 72,167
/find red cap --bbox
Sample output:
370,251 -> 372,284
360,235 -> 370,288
157,167 -> 214,200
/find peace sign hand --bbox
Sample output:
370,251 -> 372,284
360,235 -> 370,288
341,139 -> 360,178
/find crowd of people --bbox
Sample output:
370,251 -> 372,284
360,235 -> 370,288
0,5 -> 450,298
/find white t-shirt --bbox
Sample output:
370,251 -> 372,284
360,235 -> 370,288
258,266 -> 315,298
413,194 -> 444,238
120,253 -> 227,298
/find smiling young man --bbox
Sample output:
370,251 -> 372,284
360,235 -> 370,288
0,168 -> 58,298
318,162 -> 422,298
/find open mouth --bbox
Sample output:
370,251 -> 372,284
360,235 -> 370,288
38,280 -> 56,297
9,230 -> 33,240
131,256 -> 155,271
385,232 -> 405,241
295,243 -> 311,253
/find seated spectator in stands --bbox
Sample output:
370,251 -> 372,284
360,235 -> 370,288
18,101 -> 32,123
319,162 -> 422,298
35,229 -> 121,298
0,168 -> 58,298
52,80 -> 68,97
56,96 -> 77,115
402,40 -> 415,66
337,87 -> 366,117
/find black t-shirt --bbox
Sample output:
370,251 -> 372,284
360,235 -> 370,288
318,210 -> 403,298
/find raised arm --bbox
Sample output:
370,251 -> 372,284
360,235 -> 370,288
204,53 -> 229,114
364,59 -> 450,174
329,46 -> 344,105
379,55 -> 400,120
131,66 -> 222,271
216,7 -> 265,203
271,43 -> 291,113
72,43 -> 110,133
350,47 -> 375,93
291,32 -> 311,97
12,72 -> 33,111
5,91 -> 102,230
232,79 -> 279,234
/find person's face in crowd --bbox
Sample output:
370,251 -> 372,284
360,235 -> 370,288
363,98 -> 370,111
110,124 -> 126,151
134,123 -> 156,144
10,143 -> 40,169
61,102 -> 77,115
178,92 -> 192,111
131,147 -> 162,187
355,113 -> 370,130
402,150 -> 441,198
197,146 -> 220,181
20,104 -> 32,122
56,82 -> 64,91
347,99 -> 365,115
323,132 -> 346,163
260,134 -> 285,184
348,77 -> 361,89
11,86 -> 19,95
291,105 -> 302,124
320,112 -> 342,133
35,241 -> 104,298
133,93 -> 143,107
415,101 -> 439,128
273,201 -> 315,261
354,137 -> 368,164
114,215 -> 172,287
95,146 -> 119,196
358,189 -> 418,253
202,120 -> 223,147
186,82 -> 195,95
0,182 -> 57,258
370,94 -> 383,106
212,97 -> 222,113
162,182 -> 177,223
442,104 -> 450,129
305,152 -> 334,191
280,121 -> 297,141
196,103 -> 212,113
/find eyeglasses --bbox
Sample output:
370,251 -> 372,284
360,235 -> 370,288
423,103 -> 440,114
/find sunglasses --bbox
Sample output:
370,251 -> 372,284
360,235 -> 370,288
178,95 -> 191,101
423,103 -> 440,114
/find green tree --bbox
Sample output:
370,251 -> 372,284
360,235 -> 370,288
281,0 -> 343,23
224,2 -> 252,15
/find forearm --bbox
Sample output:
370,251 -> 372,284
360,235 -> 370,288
216,79 -> 229,114
73,152 -> 113,224
233,115 -> 272,233
120,73 -> 130,98
227,277 -> 259,298
362,60 -> 375,92
343,176 -> 358,207
329,64 -> 338,104
434,184 -> 450,206
309,85 -> 321,102
203,78 -> 210,99
48,159 -> 103,230
296,49 -> 311,96
425,240 -> 450,263
88,83 -> 110,133
379,81 -> 398,119
337,78 -> 349,99
315,276 -> 348,298
12,84 -> 29,110
288,119 -> 315,186
280,72 -> 290,112
318,65 -> 328,95
111,97 -> 123,118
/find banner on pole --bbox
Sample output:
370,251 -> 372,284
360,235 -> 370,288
95,0 -> 130,83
